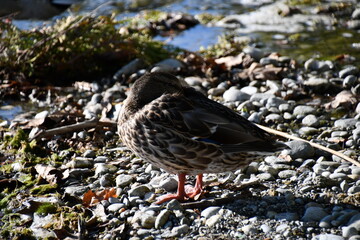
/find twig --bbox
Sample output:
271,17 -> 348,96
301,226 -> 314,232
31,118 -> 117,140
256,124 -> 360,167
180,179 -> 259,209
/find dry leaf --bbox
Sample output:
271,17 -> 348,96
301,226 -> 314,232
325,90 -> 358,109
82,188 -> 117,207
35,164 -> 63,185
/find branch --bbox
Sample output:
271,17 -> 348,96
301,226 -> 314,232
256,124 -> 360,167
31,118 -> 117,140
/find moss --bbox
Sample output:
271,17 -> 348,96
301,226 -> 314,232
199,33 -> 248,58
286,0 -> 322,6
36,202 -> 58,215
9,129 -> 28,149
196,13 -> 224,25
0,191 -> 18,209
0,14 -> 175,86
30,184 -> 58,195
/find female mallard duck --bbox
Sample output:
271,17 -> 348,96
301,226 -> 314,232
118,72 -> 287,204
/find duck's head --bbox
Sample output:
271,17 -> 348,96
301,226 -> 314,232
126,72 -> 183,110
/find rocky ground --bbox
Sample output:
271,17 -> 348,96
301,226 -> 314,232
1,1 -> 360,240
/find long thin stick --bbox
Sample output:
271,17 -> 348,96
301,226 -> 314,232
256,124 -> 360,167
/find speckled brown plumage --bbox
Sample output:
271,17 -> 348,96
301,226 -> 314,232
118,72 -> 287,203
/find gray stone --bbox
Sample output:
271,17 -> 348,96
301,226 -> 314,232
68,158 -> 94,168
201,206 -> 221,219
223,87 -> 250,102
240,86 -> 258,95
302,114 -> 320,127
302,206 -> 328,222
265,113 -> 284,123
329,173 -> 348,181
285,140 -> 315,159
166,199 -> 183,211
278,170 -> 297,179
344,75 -> 357,88
279,103 -> 294,112
304,77 -> 330,90
334,118 -> 358,129
256,172 -> 274,181
158,177 -> 178,192
242,224 -> 258,235
348,186 -> 360,195
141,214 -> 156,229
260,224 -> 272,233
116,174 -> 134,188
128,185 -> 151,198
293,105 -> 316,116
352,8 -> 360,19
275,212 -> 299,221
107,203 -> 125,212
155,209 -> 171,229
299,127 -> 318,136
313,234 -> 344,240
206,214 -> 222,227
171,224 -> 189,236
83,150 -> 96,158
151,58 -> 185,73
208,87 -> 226,96
250,93 -> 275,102
113,58 -> 146,80
184,76 -> 203,86
243,46 -> 265,61
339,66 -> 359,79
349,235 -> 360,240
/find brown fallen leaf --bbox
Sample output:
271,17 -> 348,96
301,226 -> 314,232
82,188 -> 117,207
325,90 -> 358,109
35,164 -> 63,185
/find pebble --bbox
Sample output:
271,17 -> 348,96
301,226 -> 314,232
240,86 -> 258,95
313,234 -> 344,240
151,58 -> 185,73
128,185 -> 151,198
141,214 -> 156,229
223,87 -> 250,102
275,212 -> 299,221
304,77 -> 330,91
299,127 -> 318,136
285,140 -> 315,159
260,224 -> 272,233
334,118 -> 358,129
242,224 -> 258,235
302,114 -> 320,127
302,207 -> 328,222
278,170 -> 297,179
201,206 -> 221,219
83,150 -> 96,158
329,173 -> 348,182
171,224 -> 189,237
107,203 -> 125,212
243,46 -> 265,61
67,158 -> 94,168
155,210 -> 171,229
250,93 -> 275,102
206,214 -> 222,227
339,66 -> 359,79
293,105 -> 316,116
353,8 -> 360,19
116,174 -> 134,188
158,177 -> 178,192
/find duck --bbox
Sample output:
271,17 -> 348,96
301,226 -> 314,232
118,72 -> 288,204
0,0 -> 83,20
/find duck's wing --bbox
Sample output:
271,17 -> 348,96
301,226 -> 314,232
143,87 -> 287,154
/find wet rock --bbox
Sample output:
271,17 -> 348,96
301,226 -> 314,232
302,206 -> 328,222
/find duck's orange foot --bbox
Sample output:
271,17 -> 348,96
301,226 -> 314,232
185,184 -> 203,199
155,193 -> 188,204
